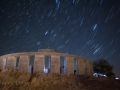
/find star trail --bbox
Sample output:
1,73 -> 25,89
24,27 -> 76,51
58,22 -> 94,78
0,0 -> 120,77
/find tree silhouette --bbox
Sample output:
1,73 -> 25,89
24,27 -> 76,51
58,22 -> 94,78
93,58 -> 115,78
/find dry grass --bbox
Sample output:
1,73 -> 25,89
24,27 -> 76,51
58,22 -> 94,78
0,69 -> 120,90
0,69 -> 85,90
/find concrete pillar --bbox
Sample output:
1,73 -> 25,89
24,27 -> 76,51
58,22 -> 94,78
77,58 -> 84,75
84,60 -> 87,75
3,58 -> 7,70
0,57 -> 4,71
66,56 -> 74,74
89,62 -> 92,76
74,59 -> 79,75
18,55 -> 29,72
6,56 -> 16,70
86,61 -> 91,76
90,62 -> 93,75
34,55 -> 44,73
51,55 -> 60,73
90,62 -> 93,76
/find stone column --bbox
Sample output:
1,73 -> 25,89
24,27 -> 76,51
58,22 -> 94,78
0,57 -> 4,71
3,58 -> 7,70
51,55 -> 60,73
66,56 -> 74,74
86,61 -> 91,76
77,58 -> 84,75
84,60 -> 87,75
6,56 -> 16,70
90,62 -> 93,75
34,55 -> 44,73
18,55 -> 30,72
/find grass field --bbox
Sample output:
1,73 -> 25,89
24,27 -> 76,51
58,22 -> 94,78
0,69 -> 120,90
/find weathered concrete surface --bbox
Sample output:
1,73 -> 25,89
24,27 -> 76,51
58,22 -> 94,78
66,56 -> 74,74
34,55 -> 44,73
74,59 -> 79,75
3,58 -> 7,70
38,49 -> 58,53
51,55 -> 60,73
18,55 -> 29,72
83,60 -> 87,75
77,58 -> 84,75
86,61 -> 91,76
6,56 -> 16,70
90,62 -> 93,75
0,49 -> 93,76
0,57 -> 4,71
0,52 -> 85,59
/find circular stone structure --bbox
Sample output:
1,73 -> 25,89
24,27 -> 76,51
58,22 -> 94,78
0,49 -> 93,76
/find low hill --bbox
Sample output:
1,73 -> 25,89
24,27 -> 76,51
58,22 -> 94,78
0,69 -> 120,90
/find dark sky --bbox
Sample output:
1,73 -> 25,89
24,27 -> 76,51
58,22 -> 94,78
0,0 -> 120,77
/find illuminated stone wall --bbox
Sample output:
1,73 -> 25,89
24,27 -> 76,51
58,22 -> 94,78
34,55 -> 44,73
66,56 -> 74,74
6,56 -> 16,70
51,55 -> 60,73
0,49 -> 93,76
0,57 -> 3,71
18,55 -> 29,72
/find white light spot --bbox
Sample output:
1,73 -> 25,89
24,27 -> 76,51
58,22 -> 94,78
93,47 -> 100,55
93,24 -> 97,30
53,33 -> 57,37
116,77 -> 120,80
37,41 -> 41,45
45,31 -> 48,35
100,0 -> 103,4
67,16 -> 70,20
80,18 -> 84,26
56,0 -> 60,9
44,68 -> 48,73
73,0 -> 75,3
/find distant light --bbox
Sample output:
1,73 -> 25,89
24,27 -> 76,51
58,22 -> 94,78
93,73 -> 97,75
103,75 -> 107,77
45,31 -> 48,35
56,0 -> 60,9
93,73 -> 107,77
73,0 -> 75,3
116,77 -> 120,80
53,33 -> 57,37
44,68 -> 48,73
93,24 -> 97,30
37,41 -> 41,45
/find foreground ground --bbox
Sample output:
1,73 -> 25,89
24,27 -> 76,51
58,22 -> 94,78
0,69 -> 120,90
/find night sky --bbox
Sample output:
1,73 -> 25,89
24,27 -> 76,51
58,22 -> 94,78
0,0 -> 120,77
